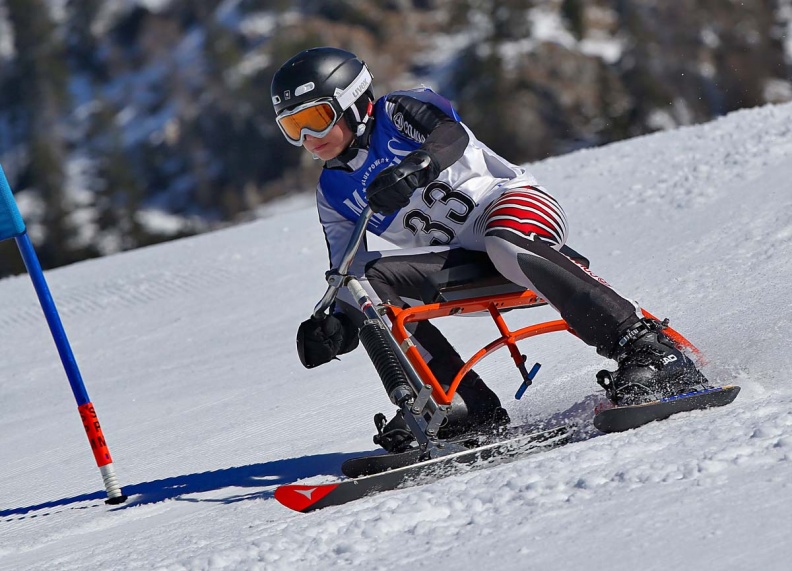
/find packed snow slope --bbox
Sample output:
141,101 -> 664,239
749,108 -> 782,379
1,102 -> 791,571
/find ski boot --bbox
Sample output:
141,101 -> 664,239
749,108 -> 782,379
597,318 -> 709,406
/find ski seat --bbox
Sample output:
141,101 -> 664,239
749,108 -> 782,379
419,245 -> 590,304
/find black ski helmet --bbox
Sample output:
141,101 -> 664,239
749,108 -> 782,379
271,47 -> 373,139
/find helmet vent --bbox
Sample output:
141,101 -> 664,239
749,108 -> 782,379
295,82 -> 315,97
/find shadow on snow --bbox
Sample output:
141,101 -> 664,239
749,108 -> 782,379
1,450 -> 364,520
2,396 -> 609,521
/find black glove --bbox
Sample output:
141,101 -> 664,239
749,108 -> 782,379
366,150 -> 440,215
296,312 -> 359,369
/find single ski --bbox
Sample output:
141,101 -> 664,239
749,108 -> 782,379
341,445 -> 431,479
342,421 -> 563,478
274,424 -> 571,513
593,385 -> 740,433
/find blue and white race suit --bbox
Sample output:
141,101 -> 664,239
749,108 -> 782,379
314,88 -> 639,362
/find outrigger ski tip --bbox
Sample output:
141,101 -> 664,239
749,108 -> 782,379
593,384 -> 740,433
274,424 -> 573,513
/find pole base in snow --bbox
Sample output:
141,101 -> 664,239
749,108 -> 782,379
99,463 -> 127,505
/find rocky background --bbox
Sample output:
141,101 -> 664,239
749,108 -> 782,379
0,0 -> 790,275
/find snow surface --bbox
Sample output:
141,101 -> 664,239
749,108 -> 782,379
1,102 -> 791,570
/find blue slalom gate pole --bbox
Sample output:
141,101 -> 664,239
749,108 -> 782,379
15,233 -> 90,404
0,163 -> 126,504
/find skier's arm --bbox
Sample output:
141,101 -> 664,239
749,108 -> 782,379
367,95 -> 469,214
295,186 -> 361,369
316,184 -> 359,270
385,94 -> 469,170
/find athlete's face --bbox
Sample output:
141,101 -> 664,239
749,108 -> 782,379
303,120 -> 355,161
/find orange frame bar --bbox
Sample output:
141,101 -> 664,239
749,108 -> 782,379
386,289 -> 701,406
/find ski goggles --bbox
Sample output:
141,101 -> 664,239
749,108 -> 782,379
276,99 -> 340,146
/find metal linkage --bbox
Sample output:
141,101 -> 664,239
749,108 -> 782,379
312,207 -> 450,453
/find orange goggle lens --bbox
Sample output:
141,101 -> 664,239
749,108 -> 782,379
277,102 -> 338,143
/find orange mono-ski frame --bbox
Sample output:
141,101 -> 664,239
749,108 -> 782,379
384,289 -> 702,407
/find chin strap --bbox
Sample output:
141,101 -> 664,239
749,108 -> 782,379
347,99 -> 374,142
356,100 -> 374,136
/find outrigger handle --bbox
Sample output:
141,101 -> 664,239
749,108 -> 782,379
313,206 -> 375,317
312,205 -> 455,454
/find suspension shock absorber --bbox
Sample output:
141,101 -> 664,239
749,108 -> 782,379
359,318 -> 413,406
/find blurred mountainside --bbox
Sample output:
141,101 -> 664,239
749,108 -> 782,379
0,0 -> 790,275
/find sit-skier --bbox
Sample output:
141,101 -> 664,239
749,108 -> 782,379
271,47 -> 709,452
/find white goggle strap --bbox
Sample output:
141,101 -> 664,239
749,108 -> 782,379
334,66 -> 373,111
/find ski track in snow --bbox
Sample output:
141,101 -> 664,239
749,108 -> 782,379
1,103 -> 791,570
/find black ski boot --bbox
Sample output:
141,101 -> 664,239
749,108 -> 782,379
597,319 -> 709,406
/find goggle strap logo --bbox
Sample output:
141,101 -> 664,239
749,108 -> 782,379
335,67 -> 372,110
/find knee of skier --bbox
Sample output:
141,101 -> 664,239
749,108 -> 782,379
483,234 -> 540,289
